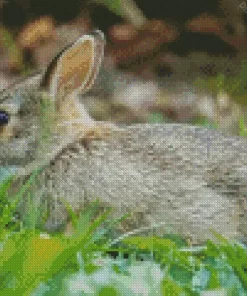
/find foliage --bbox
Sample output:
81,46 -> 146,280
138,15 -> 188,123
92,0 -> 122,16
238,117 -> 247,137
0,26 -> 24,72
0,175 -> 247,295
194,60 -> 247,106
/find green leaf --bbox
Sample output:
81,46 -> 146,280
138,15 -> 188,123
0,175 -> 15,202
98,286 -> 120,296
122,236 -> 176,252
93,0 -> 122,16
211,231 -> 247,292
0,27 -> 24,72
238,117 -> 247,137
207,268 -> 221,290
191,116 -> 217,129
11,169 -> 41,202
84,263 -> 101,274
170,264 -> 194,286
21,191 -> 39,230
161,277 -> 185,296
214,74 -> 225,92
194,77 -> 210,91
148,112 -> 164,123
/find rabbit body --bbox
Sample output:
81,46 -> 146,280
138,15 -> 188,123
0,31 -> 247,243
29,123 -> 247,242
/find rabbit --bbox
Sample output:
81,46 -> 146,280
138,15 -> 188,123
0,30 -> 247,244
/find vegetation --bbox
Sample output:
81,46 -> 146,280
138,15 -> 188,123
0,173 -> 246,295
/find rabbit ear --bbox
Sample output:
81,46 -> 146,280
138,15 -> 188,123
42,30 -> 105,101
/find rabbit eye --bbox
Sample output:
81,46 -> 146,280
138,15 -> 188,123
0,110 -> 9,126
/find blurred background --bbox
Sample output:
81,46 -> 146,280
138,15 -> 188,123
1,0 -> 247,135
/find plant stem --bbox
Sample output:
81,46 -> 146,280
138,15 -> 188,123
120,0 -> 147,28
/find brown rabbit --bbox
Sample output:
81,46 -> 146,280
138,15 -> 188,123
0,30 -> 247,243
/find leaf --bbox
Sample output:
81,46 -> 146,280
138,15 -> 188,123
98,286 -> 120,296
206,268 -> 221,290
0,26 -> 24,72
170,264 -> 194,286
214,74 -> 225,92
11,169 -> 41,202
22,190 -> 43,230
192,116 -> 217,129
0,175 -> 15,202
122,236 -> 176,256
231,94 -> 247,106
238,117 -> 247,137
93,0 -> 122,16
0,199 -> 114,294
194,77 -> 209,91
211,231 -> 247,292
161,277 -> 186,296
148,112 -> 164,123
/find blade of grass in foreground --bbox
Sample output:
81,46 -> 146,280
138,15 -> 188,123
0,201 -> 113,295
211,231 -> 247,293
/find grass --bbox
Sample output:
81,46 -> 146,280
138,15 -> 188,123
0,174 -> 246,295
193,61 -> 247,107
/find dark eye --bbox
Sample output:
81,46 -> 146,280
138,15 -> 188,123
0,110 -> 9,126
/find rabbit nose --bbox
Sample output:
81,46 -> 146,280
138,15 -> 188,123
0,110 -> 9,126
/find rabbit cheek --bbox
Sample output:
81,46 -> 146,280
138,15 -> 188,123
0,116 -> 20,142
0,124 -> 14,141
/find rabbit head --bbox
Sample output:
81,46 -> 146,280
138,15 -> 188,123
0,30 -> 105,169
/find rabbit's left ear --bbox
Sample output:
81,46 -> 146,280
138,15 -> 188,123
42,30 -> 105,100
